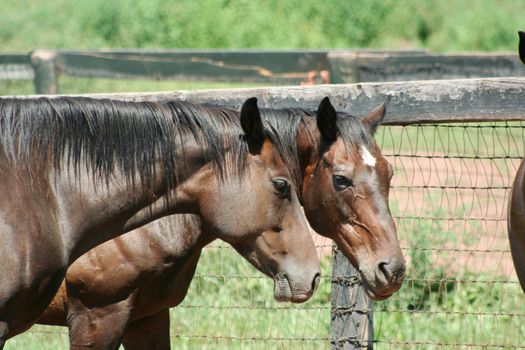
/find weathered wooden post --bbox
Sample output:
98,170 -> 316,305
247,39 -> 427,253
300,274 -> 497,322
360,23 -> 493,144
30,50 -> 58,94
330,245 -> 373,350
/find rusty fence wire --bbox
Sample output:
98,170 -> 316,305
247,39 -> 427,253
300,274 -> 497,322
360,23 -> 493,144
5,120 -> 525,350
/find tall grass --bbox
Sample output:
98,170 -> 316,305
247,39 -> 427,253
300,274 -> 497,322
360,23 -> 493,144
1,0 -> 523,52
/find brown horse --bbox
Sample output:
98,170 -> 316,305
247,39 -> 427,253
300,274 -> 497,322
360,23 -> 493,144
302,97 -> 405,300
507,31 -> 525,293
39,214 -> 317,349
35,97 -> 405,349
0,96 -> 320,347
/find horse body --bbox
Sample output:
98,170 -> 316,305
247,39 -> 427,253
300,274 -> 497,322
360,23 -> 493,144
34,98 -> 406,349
0,158 -> 66,336
507,32 -> 525,294
0,97 -> 320,346
39,215 -> 208,349
509,159 -> 525,293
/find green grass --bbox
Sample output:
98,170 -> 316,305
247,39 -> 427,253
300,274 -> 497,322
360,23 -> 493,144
1,0 -> 523,52
0,77 -> 271,96
374,275 -> 525,349
373,207 -> 525,349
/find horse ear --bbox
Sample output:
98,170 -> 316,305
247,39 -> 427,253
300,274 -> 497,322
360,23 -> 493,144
362,96 -> 390,134
316,97 -> 338,143
518,31 -> 525,65
240,97 -> 264,153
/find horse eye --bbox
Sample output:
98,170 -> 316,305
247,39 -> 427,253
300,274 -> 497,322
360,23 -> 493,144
333,175 -> 353,191
272,179 -> 290,196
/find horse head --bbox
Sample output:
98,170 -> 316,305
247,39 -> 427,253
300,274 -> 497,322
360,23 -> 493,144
198,97 -> 320,303
302,97 -> 405,300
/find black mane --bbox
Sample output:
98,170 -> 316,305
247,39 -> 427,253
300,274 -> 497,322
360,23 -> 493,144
334,111 -> 377,151
0,97 -> 294,192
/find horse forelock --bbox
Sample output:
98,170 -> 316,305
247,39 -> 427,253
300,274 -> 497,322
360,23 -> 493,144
335,112 -> 377,154
259,108 -> 313,187
258,107 -> 377,183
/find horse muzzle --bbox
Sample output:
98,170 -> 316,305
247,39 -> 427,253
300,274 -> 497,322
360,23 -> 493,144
359,256 -> 406,301
273,272 -> 321,303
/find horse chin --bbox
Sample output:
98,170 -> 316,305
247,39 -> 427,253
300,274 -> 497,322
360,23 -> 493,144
360,277 -> 394,301
273,275 -> 311,303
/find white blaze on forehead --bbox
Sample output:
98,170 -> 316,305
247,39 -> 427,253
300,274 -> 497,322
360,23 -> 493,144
361,146 -> 376,167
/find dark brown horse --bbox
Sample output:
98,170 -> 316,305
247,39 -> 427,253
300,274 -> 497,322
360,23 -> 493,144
35,97 -> 405,349
507,31 -> 525,293
0,96 -> 320,347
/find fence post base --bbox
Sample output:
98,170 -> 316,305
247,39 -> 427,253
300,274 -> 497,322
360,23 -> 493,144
330,245 -> 373,350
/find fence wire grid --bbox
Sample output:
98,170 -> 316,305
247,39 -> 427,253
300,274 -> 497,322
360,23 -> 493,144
371,122 -> 525,350
4,114 -> 525,349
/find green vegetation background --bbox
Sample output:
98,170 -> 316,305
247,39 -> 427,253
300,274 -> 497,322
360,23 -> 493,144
1,0 -> 523,52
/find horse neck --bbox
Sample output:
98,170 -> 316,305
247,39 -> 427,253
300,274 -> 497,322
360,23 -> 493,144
53,140 -> 215,263
146,214 -> 215,257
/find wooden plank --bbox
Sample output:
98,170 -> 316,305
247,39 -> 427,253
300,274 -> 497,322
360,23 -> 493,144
75,77 -> 525,125
328,51 -> 428,83
50,49 -> 425,84
329,52 -> 525,83
0,54 -> 33,80
0,54 -> 31,65
53,50 -> 329,84
331,246 -> 373,350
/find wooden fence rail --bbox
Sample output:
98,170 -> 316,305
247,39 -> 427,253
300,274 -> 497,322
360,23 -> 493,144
74,77 -> 525,125
27,49 -> 423,93
5,49 -> 525,94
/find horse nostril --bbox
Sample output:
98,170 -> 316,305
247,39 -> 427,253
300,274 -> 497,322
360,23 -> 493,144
272,226 -> 282,233
312,273 -> 321,292
378,261 -> 391,280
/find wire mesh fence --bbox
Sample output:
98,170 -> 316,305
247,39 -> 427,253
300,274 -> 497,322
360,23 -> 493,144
372,122 -> 525,349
